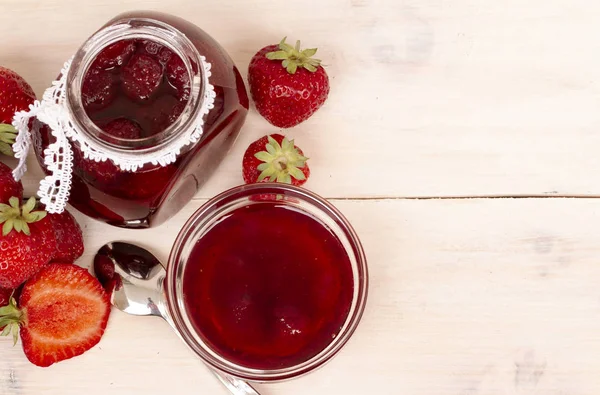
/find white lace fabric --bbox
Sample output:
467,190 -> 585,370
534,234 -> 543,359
12,57 -> 215,214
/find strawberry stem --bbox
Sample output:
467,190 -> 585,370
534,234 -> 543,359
0,296 -> 23,345
265,37 -> 322,74
255,135 -> 308,184
0,123 -> 17,157
0,197 -> 47,236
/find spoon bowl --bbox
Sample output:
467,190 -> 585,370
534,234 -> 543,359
94,241 -> 260,395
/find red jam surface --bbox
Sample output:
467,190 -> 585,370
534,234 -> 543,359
182,203 -> 354,370
82,39 -> 189,137
34,12 -> 249,228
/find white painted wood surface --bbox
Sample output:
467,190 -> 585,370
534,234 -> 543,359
1,1 -> 600,394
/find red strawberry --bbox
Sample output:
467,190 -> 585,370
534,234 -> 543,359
0,197 -> 56,288
0,162 -> 23,203
0,67 -> 36,156
92,40 -> 136,70
248,38 -> 330,128
242,134 -> 310,186
0,263 -> 110,367
122,54 -> 163,101
47,210 -> 84,263
101,118 -> 142,143
166,55 -> 190,100
82,69 -> 116,111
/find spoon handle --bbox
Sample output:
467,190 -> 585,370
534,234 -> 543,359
99,242 -> 261,395
214,373 -> 261,395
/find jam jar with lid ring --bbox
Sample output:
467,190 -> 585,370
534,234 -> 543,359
31,11 -> 249,228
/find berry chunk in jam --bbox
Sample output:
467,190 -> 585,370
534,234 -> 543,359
82,38 -> 190,139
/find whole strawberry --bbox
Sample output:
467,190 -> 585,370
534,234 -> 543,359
0,263 -> 110,366
47,209 -> 84,263
248,38 -> 329,128
0,197 -> 56,288
0,67 -> 36,156
0,161 -> 23,203
242,134 -> 310,186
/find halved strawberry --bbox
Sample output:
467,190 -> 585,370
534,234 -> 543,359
0,263 -> 111,367
242,134 -> 310,186
0,197 -> 56,289
0,161 -> 23,203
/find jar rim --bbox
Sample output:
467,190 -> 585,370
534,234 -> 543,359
164,184 -> 369,382
65,17 -> 207,156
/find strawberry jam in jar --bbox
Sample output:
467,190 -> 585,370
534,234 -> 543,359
33,11 -> 248,228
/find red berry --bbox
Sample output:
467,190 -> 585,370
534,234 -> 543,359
0,67 -> 36,156
0,263 -> 110,367
101,118 -> 143,143
0,67 -> 35,124
0,162 -> 23,203
248,38 -> 329,128
47,210 -> 84,263
0,198 -> 56,289
82,69 -> 116,111
242,134 -> 310,186
121,54 -> 163,101
166,55 -> 190,100
92,40 -> 136,70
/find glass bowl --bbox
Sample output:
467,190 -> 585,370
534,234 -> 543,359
164,183 -> 369,382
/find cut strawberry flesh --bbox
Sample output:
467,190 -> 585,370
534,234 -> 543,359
19,264 -> 110,367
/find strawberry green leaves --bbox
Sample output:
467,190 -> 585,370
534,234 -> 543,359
266,37 -> 322,74
0,124 -> 17,157
255,135 -> 308,184
0,296 -> 23,346
0,197 -> 47,236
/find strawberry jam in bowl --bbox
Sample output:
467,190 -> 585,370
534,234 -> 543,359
32,11 -> 248,228
165,183 -> 368,381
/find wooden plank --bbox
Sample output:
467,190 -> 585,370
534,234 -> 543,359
2,198 -> 600,394
2,0 -> 600,197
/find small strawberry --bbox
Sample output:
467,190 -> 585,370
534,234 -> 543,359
82,69 -> 116,111
92,40 -> 136,70
0,287 -> 12,330
47,210 -> 84,263
0,67 -> 36,156
0,197 -> 56,289
122,54 -> 163,101
101,118 -> 143,144
242,134 -> 309,186
0,263 -> 110,367
0,162 -> 23,203
166,55 -> 190,100
248,37 -> 330,128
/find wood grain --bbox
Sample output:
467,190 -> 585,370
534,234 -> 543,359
2,0 -> 600,197
2,198 -> 600,394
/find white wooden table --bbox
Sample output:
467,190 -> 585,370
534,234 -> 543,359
2,1 -> 600,394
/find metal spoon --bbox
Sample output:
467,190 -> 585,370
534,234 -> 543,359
94,241 -> 261,395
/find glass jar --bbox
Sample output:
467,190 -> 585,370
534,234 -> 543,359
32,11 -> 248,228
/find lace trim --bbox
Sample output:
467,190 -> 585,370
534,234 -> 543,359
12,56 -> 215,213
